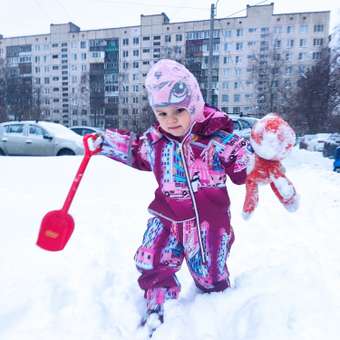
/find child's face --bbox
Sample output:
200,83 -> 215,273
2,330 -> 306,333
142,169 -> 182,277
154,106 -> 191,137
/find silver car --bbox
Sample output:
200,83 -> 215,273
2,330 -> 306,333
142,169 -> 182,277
0,121 -> 84,156
228,114 -> 259,139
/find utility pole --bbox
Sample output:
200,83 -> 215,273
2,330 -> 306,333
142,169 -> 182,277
207,1 -> 218,105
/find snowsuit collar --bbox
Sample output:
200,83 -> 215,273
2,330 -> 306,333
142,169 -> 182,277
146,105 -> 234,144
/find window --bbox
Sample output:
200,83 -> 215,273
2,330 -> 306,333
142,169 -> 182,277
234,94 -> 240,103
234,82 -> 239,89
133,61 -> 139,68
248,28 -> 256,33
165,35 -> 171,42
222,95 -> 229,102
143,48 -> 150,53
224,56 -> 232,64
133,37 -> 139,44
298,65 -> 305,75
236,29 -> 243,37
222,81 -> 229,89
44,77 -> 50,84
300,25 -> 308,33
224,43 -> 232,51
313,38 -> 323,46
153,36 -> 161,40
314,24 -> 324,33
28,125 -> 45,137
80,41 -> 86,48
273,53 -> 281,61
274,26 -> 282,34
287,39 -> 294,48
235,56 -> 241,63
143,36 -> 150,41
286,66 -> 293,75
224,30 -> 232,37
298,52 -> 306,60
299,39 -> 307,47
81,53 -> 86,60
5,124 -> 24,134
287,26 -> 293,34
133,49 -> 139,57
312,52 -> 321,60
236,42 -> 243,50
176,34 -> 182,42
123,51 -> 128,57
285,52 -> 292,61
274,40 -> 281,48
123,38 -> 129,45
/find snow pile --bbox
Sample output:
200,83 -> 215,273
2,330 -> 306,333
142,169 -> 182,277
0,149 -> 339,340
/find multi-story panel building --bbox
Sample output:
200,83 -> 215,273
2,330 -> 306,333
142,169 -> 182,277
0,4 -> 330,130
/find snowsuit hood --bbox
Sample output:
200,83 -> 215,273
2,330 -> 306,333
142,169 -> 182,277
145,59 -> 205,124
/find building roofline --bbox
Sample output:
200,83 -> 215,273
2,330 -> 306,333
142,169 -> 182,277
272,10 -> 330,16
0,7 -> 331,40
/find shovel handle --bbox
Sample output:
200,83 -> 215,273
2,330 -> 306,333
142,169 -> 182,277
62,134 -> 100,213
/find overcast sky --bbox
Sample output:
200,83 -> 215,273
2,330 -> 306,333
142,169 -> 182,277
1,0 -> 339,38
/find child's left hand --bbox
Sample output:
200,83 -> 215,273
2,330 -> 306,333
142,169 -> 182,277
242,114 -> 299,219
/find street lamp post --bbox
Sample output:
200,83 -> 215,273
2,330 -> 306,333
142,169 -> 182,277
207,1 -> 219,105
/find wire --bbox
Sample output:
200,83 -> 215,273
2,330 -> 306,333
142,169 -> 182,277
224,0 -> 271,18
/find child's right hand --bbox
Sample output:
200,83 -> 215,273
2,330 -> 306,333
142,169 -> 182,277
91,133 -> 104,150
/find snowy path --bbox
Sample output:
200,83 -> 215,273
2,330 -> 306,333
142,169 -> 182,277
0,148 -> 339,340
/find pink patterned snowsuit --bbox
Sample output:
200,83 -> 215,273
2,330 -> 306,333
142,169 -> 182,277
100,60 -> 251,311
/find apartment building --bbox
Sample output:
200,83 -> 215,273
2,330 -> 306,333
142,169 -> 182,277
0,3 -> 330,130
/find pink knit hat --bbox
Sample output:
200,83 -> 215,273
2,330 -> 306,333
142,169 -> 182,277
145,59 -> 205,123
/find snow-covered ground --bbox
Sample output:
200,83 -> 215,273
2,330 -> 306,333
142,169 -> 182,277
0,148 -> 339,340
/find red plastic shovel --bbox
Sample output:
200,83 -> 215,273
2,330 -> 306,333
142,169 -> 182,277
37,134 -> 101,251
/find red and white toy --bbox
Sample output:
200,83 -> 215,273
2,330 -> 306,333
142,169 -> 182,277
243,113 -> 299,219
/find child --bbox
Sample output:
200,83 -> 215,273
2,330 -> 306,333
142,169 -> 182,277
96,59 -> 252,328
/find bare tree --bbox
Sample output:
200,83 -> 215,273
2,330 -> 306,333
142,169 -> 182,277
0,57 -> 7,122
286,48 -> 334,134
247,46 -> 294,116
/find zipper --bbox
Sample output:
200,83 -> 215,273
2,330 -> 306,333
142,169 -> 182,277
178,138 -> 207,265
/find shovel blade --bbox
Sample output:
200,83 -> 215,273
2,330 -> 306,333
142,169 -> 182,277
37,210 -> 75,251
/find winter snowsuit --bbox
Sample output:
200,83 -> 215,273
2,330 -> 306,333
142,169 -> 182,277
100,105 -> 250,309
100,59 -> 251,311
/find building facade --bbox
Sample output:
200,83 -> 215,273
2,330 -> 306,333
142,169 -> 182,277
0,3 -> 330,130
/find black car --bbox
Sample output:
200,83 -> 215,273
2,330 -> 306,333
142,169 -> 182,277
322,133 -> 340,158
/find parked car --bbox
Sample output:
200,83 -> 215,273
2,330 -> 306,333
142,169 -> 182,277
299,133 -> 331,152
70,126 -> 104,136
0,121 -> 84,156
228,114 -> 259,139
334,146 -> 340,173
323,133 -> 340,158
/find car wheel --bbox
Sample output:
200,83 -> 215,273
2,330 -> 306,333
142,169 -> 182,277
0,148 -> 5,156
57,148 -> 75,156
